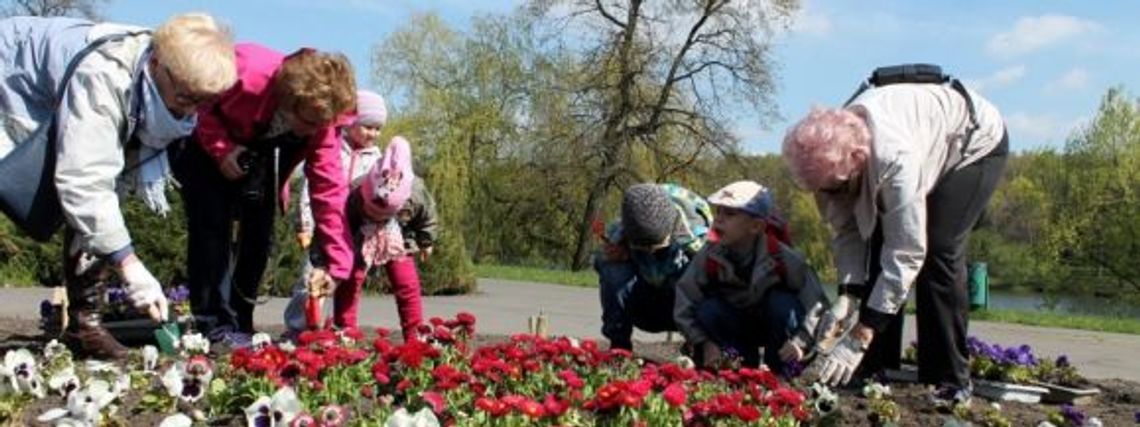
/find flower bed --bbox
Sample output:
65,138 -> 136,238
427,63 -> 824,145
2,316 -> 1137,426
8,313 -> 823,426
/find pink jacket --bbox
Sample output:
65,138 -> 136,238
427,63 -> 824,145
194,42 -> 354,279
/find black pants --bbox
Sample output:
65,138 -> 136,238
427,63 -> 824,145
172,136 -> 303,333
859,133 -> 1009,388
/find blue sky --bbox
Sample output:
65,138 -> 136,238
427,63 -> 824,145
108,0 -> 1140,153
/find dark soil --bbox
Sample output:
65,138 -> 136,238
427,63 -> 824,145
3,318 -> 1137,426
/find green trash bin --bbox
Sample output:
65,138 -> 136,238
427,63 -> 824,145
968,262 -> 988,310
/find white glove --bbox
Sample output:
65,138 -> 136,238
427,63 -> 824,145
816,331 -> 868,386
815,294 -> 860,351
120,259 -> 169,322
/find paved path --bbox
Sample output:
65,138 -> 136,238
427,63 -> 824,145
3,279 -> 1138,381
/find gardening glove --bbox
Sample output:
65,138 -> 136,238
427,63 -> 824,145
119,257 -> 169,322
305,267 -> 337,329
815,293 -> 861,352
778,340 -> 804,364
815,330 -> 868,386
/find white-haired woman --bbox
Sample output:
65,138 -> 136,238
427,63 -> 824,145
0,13 -> 237,359
783,83 -> 1008,406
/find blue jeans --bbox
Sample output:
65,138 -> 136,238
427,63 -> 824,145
596,256 -> 678,350
695,289 -> 804,370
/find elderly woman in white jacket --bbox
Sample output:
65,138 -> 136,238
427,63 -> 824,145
0,13 -> 236,359
783,83 -> 1008,406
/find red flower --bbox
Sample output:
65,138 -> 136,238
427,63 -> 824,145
456,312 -> 476,327
397,378 -> 413,392
371,361 -> 391,384
663,383 -> 687,407
543,394 -> 569,417
735,404 -> 761,422
557,369 -> 584,389
422,391 -> 446,413
475,397 -> 508,417
520,399 -> 546,419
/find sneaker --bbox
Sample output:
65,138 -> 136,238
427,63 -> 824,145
930,383 -> 973,411
207,326 -> 252,351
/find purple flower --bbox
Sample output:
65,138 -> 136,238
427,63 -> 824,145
781,360 -> 804,378
1133,410 -> 1139,424
1060,404 -> 1085,427
106,286 -> 128,304
165,285 -> 191,303
40,300 -> 54,319
1056,355 -> 1070,368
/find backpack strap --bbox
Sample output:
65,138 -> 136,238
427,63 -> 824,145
843,63 -> 978,158
766,229 -> 787,281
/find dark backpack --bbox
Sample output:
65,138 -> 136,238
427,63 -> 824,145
844,63 -> 979,159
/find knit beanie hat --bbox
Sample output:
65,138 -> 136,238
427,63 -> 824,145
621,183 -> 679,247
362,136 -> 413,220
355,90 -> 387,127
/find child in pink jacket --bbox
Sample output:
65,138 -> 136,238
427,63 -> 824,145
295,136 -> 437,342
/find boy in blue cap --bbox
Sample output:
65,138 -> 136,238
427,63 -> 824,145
675,181 -> 831,370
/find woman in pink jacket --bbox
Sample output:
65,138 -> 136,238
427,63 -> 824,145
173,43 -> 356,347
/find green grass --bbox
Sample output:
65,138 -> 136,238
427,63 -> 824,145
970,308 -> 1140,335
474,263 -> 598,288
476,263 -> 1140,335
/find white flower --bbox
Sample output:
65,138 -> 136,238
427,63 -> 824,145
158,413 -> 193,427
567,337 -> 581,348
1,348 -> 45,397
861,381 -> 891,399
38,380 -> 116,427
1085,417 -> 1103,427
674,355 -> 696,370
990,402 -> 1001,411
180,333 -> 210,355
809,382 -> 838,416
44,339 -> 69,360
252,332 -> 273,350
162,357 -> 212,403
278,341 -> 296,353
142,345 -> 160,373
245,387 -> 302,427
385,407 -> 440,427
111,373 -> 131,397
1036,422 -> 1057,427
48,368 -> 80,397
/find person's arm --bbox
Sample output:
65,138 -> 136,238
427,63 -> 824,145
193,92 -> 239,164
859,158 -> 928,332
407,179 -> 439,250
304,125 -> 354,280
673,251 -> 710,346
782,247 -> 829,352
815,192 -> 868,288
54,63 -> 132,256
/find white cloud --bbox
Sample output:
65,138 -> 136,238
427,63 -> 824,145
966,65 -> 1027,92
1005,112 -> 1085,146
1006,112 -> 1056,141
790,4 -> 832,37
1044,68 -> 1090,93
986,14 -> 1102,57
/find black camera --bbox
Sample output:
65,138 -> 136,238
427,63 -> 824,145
237,150 -> 267,204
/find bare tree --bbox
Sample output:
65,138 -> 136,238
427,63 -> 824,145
2,0 -> 110,20
529,0 -> 798,269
